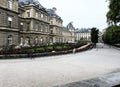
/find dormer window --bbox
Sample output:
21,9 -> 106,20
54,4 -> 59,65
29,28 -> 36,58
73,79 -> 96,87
26,10 -> 30,17
8,0 -> 12,9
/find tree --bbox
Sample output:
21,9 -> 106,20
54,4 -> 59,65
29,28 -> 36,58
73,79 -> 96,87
91,27 -> 99,47
106,0 -> 120,25
105,0 -> 120,45
102,26 -> 120,44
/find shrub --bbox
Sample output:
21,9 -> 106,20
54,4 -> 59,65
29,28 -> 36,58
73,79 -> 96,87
54,46 -> 62,51
103,26 -> 120,44
47,46 -> 53,52
36,47 -> 45,53
78,40 -> 88,45
28,49 -> 34,53
63,45 -> 70,50
19,48 -> 29,54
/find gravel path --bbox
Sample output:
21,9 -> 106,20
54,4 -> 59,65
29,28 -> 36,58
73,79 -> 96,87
0,43 -> 120,87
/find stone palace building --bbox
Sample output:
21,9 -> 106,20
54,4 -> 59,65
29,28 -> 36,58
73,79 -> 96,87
0,0 -> 90,48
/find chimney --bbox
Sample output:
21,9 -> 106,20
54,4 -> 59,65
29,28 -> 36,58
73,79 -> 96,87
52,7 -> 57,14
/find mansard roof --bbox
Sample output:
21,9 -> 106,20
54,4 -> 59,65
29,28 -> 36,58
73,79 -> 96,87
46,9 -> 63,21
75,28 -> 91,33
66,22 -> 75,29
18,0 -> 45,10
46,9 -> 55,16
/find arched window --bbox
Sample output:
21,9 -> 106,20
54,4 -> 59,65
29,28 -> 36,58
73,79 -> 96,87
7,35 -> 12,46
20,37 -> 23,46
34,37 -> 38,46
24,37 -> 30,47
40,37 -> 43,45
8,0 -> 12,9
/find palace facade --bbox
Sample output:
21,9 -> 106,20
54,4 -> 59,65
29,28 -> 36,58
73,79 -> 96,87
75,28 -> 91,42
18,0 -> 50,47
0,0 -> 84,48
0,0 -> 19,47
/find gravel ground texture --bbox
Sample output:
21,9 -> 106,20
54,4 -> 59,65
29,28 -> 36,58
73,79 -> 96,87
0,43 -> 120,87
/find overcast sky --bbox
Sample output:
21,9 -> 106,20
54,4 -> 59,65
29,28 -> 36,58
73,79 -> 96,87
39,0 -> 109,30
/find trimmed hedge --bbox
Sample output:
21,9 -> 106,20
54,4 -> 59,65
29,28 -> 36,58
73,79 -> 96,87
46,46 -> 53,52
54,46 -> 62,51
0,43 -> 92,59
36,47 -> 45,53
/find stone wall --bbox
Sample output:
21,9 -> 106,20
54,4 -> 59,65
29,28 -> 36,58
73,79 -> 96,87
0,31 -> 18,47
0,8 -> 18,29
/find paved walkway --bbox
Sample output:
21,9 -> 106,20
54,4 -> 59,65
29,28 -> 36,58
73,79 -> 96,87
0,43 -> 120,87
55,72 -> 120,87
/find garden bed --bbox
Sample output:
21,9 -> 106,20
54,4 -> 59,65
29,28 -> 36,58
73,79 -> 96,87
0,43 -> 93,59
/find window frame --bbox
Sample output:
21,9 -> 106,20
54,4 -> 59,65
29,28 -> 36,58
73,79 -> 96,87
8,0 -> 12,9
8,17 -> 12,28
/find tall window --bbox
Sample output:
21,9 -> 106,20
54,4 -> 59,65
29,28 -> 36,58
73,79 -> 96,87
45,26 -> 47,32
20,22 -> 23,31
45,16 -> 47,21
24,37 -> 30,46
41,14 -> 43,19
8,0 -> 12,9
50,21 -> 53,25
26,10 -> 30,17
20,37 -> 23,46
8,17 -> 12,28
7,35 -> 12,45
50,30 -> 53,34
39,13 -> 41,18
40,37 -> 43,44
35,23 -> 39,31
46,37 -> 49,44
41,24 -> 43,32
34,37 -> 38,46
39,24 -> 41,31
26,23 -> 30,31
35,12 -> 38,18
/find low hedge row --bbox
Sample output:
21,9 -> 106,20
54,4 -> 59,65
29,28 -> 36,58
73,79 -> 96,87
0,45 -> 71,55
0,43 -> 93,59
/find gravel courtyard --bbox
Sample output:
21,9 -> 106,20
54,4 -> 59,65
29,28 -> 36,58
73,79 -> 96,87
0,43 -> 120,87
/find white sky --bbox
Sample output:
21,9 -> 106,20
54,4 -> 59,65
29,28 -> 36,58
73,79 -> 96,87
39,0 -> 109,30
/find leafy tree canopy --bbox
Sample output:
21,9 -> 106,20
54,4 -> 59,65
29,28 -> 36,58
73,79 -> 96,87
91,27 -> 99,44
106,0 -> 120,25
